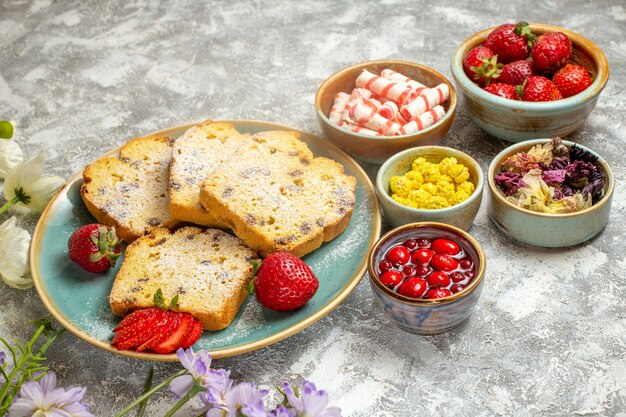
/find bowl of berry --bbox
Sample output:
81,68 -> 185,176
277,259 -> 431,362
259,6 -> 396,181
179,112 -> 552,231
488,137 -> 614,247
315,60 -> 457,164
450,22 -> 609,141
367,222 -> 486,335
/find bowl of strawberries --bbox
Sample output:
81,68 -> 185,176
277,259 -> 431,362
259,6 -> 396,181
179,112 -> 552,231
450,22 -> 609,142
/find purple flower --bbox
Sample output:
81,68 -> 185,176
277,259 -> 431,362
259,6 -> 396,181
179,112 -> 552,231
582,168 -> 606,203
495,172 -> 525,196
541,169 -> 567,185
553,189 -> 565,200
281,381 -> 342,417
207,382 -> 268,417
565,160 -> 596,188
271,405 -> 297,417
0,351 -> 5,366
7,371 -> 94,417
170,348 -> 214,399
549,156 -> 569,170
570,144 -> 598,164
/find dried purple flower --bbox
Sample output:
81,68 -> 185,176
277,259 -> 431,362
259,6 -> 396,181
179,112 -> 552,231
570,144 -> 598,164
542,169 -> 567,186
550,137 -> 569,158
495,172 -> 525,196
549,156 -> 570,170
582,168 -> 606,204
566,160 -> 596,188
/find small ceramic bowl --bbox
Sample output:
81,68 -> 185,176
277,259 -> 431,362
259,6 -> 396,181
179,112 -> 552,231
315,60 -> 457,164
367,222 -> 486,335
450,23 -> 609,142
376,146 -> 484,230
488,139 -> 614,247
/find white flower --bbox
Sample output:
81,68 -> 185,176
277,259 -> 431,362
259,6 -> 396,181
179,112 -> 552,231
0,216 -> 32,289
0,139 -> 24,178
3,152 -> 65,213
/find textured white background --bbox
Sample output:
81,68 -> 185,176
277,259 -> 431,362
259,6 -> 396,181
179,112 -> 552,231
1,0 -> 625,416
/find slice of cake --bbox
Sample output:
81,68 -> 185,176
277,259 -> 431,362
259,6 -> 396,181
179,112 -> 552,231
169,121 -> 248,226
80,135 -> 179,243
198,130 -> 356,257
109,227 -> 258,330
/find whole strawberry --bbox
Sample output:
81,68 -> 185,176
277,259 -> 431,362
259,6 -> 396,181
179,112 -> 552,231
532,31 -> 572,73
484,83 -> 519,100
499,60 -> 536,86
462,46 -> 502,86
520,76 -> 563,102
249,252 -> 319,311
552,64 -> 592,98
68,224 -> 121,273
483,21 -> 536,64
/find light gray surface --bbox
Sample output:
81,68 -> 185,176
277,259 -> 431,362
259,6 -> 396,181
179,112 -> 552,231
1,1 -> 625,416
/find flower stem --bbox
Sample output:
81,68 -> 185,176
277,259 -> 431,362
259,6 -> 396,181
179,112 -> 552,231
114,369 -> 187,417
163,383 -> 204,417
0,196 -> 19,216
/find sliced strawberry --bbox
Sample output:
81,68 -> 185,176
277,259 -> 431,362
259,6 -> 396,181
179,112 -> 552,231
112,308 -> 158,332
136,312 -> 180,352
113,309 -> 168,351
111,308 -> 161,348
151,313 -> 194,354
179,319 -> 203,349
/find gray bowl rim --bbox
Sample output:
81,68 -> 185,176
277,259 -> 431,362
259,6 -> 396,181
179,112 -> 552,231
487,138 -> 614,218
315,59 -> 457,140
376,145 -> 485,215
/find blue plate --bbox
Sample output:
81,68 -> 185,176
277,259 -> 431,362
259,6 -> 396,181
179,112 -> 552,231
31,120 -> 381,361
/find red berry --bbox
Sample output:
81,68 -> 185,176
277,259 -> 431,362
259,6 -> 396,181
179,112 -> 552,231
463,46 -> 502,86
68,224 -> 122,273
532,31 -> 572,73
427,271 -> 451,288
416,264 -> 432,277
411,248 -> 435,265
460,258 -> 474,270
378,260 -> 393,273
483,22 -> 534,64
450,272 -> 465,283
397,277 -> 428,299
416,238 -> 431,248
431,254 -> 459,272
465,270 -> 476,279
431,239 -> 461,256
385,246 -> 410,266
521,76 -> 563,102
552,64 -> 592,98
403,239 -> 418,250
253,252 -> 319,311
484,83 -> 519,100
450,284 -> 465,294
402,265 -> 417,277
380,270 -> 403,288
425,288 -> 452,299
499,60 -> 536,86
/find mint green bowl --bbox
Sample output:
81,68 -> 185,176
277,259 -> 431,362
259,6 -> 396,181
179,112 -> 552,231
488,139 -> 614,247
451,23 -> 609,141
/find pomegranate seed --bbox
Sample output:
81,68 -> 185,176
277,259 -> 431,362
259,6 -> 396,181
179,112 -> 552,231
411,248 -> 435,265
402,265 -> 417,277
378,260 -> 393,273
460,258 -> 474,269
450,272 -> 465,283
425,288 -> 452,299
397,277 -> 428,299
450,284 -> 465,294
403,239 -> 418,250
431,238 -> 461,256
465,270 -> 475,279
415,264 -> 432,277
431,254 -> 459,272
380,270 -> 403,288
416,238 -> 431,247
427,271 -> 451,288
385,246 -> 410,266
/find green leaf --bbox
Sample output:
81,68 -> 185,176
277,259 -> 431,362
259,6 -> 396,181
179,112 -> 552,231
250,259 -> 262,276
153,289 -> 166,310
168,294 -> 179,310
12,187 -> 31,206
0,120 -> 14,139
